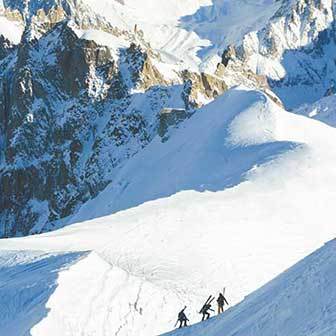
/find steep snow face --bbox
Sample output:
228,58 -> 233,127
90,0 -> 211,24
180,0 -> 284,54
65,86 -> 336,223
165,239 -> 336,336
1,88 -> 336,335
82,0 -> 212,70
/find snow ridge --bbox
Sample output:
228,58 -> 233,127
1,87 -> 336,335
1,2 -> 336,335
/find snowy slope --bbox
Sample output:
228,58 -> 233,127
81,0 -> 285,71
164,239 -> 336,336
0,87 -> 336,335
1,1 -> 336,335
0,16 -> 23,44
72,0 -> 336,106
295,94 -> 336,128
0,251 -> 86,335
81,0 -> 212,71
67,86 -> 336,223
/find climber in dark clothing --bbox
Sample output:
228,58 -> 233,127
177,306 -> 189,328
217,293 -> 229,314
200,303 -> 214,321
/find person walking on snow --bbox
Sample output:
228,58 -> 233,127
177,306 -> 189,328
201,302 -> 214,321
217,292 -> 229,314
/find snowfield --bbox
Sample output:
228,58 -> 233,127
1,87 -> 336,335
165,239 -> 336,336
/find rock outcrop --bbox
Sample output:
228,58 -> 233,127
0,11 -> 227,236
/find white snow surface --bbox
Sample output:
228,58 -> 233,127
0,16 -> 23,44
164,239 -> 336,336
0,87 -> 336,335
72,27 -> 130,60
81,0 -> 284,71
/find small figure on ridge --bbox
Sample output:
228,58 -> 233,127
175,306 -> 189,329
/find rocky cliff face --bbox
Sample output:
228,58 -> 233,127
1,0 -> 334,237
0,2 -> 229,236
223,0 -> 336,108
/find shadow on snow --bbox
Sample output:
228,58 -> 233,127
0,251 -> 87,335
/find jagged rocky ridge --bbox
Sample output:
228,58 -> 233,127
219,0 -> 336,108
1,0 -> 336,236
0,2 -> 228,236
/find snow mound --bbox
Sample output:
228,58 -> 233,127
68,87 -> 335,222
27,252 -> 183,336
164,239 -> 336,336
225,92 -> 277,146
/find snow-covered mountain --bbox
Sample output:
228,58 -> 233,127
0,0 -> 231,236
1,1 -> 336,335
2,0 -> 335,237
0,87 -> 336,335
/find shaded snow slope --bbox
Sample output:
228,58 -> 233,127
0,251 -> 86,335
295,94 -> 336,128
0,88 -> 336,335
180,0 -> 283,56
164,239 -> 336,336
68,86 -> 336,224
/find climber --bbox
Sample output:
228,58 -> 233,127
176,306 -> 189,328
200,301 -> 214,321
217,292 -> 229,314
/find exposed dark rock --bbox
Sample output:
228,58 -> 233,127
222,45 -> 236,67
0,20 -> 202,237
158,108 -> 191,142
